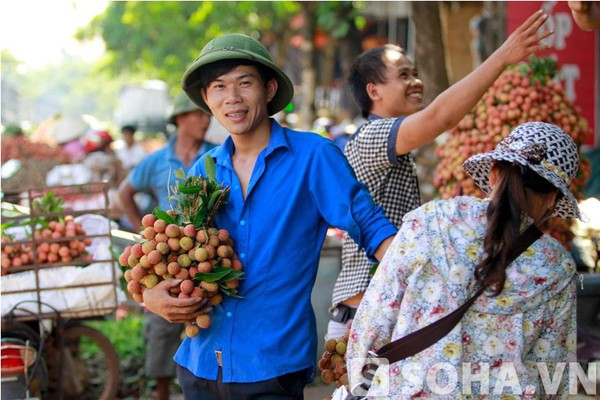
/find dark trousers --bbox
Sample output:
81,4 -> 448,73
177,364 -> 307,400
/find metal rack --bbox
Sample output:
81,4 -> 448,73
1,183 -> 120,320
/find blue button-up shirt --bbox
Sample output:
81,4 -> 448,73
129,135 -> 216,210
176,120 -> 396,383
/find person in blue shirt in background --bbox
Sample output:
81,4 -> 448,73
118,92 -> 216,400
141,33 -> 397,400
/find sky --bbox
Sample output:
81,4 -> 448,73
0,0 -> 109,69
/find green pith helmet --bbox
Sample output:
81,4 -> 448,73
167,92 -> 201,125
182,33 -> 294,116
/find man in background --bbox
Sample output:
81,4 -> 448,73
116,125 -> 147,172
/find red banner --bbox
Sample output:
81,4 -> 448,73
507,1 -> 598,146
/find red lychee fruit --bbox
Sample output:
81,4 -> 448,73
183,224 -> 197,238
196,314 -> 211,329
167,262 -> 181,275
194,247 -> 209,262
165,224 -> 181,238
195,229 -> 208,243
180,279 -> 194,294
185,323 -> 200,338
131,243 -> 144,259
141,214 -> 157,228
127,280 -> 142,294
153,219 -> 167,233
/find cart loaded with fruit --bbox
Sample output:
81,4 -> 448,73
118,157 -> 245,338
1,183 -> 123,318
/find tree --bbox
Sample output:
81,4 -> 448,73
79,2 -> 300,94
410,1 -> 449,202
79,1 -> 367,124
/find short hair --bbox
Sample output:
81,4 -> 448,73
348,44 -> 406,118
121,125 -> 137,135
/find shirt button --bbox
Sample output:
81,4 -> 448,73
240,220 -> 246,226
240,253 -> 246,259
226,312 -> 232,318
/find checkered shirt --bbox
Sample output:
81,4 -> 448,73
331,117 -> 421,308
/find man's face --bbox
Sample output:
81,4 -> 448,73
201,65 -> 277,136
177,110 -> 211,142
371,50 -> 424,118
123,132 -> 135,147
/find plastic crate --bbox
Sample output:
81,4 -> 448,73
1,183 -> 122,320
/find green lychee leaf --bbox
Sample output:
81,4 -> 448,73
218,284 -> 244,298
178,185 -> 203,194
193,207 -> 207,228
152,207 -> 175,224
207,189 -> 223,211
194,267 -> 232,282
218,269 -> 245,282
174,168 -> 187,180
170,193 -> 190,208
204,156 -> 217,181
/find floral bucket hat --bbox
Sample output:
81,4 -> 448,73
463,122 -> 582,220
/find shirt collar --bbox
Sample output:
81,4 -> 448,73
214,118 -> 291,166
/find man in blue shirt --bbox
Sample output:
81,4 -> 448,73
119,92 -> 216,228
142,33 -> 396,399
118,91 -> 215,400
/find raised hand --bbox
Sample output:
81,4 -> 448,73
495,10 -> 554,67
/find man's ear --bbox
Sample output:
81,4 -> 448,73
366,82 -> 381,101
266,78 -> 278,103
201,88 -> 208,105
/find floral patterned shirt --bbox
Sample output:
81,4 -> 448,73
348,196 -> 577,399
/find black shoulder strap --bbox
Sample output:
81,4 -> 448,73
375,224 -> 543,364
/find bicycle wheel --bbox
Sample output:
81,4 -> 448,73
57,323 -> 120,400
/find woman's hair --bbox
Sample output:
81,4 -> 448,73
348,44 -> 406,118
475,161 -> 563,295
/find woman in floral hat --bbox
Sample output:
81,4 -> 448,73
348,122 -> 583,398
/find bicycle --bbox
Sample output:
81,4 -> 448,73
1,300 -> 120,400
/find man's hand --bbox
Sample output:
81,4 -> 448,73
143,278 -> 208,323
494,10 -> 554,68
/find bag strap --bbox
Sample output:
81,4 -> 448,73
375,224 -> 543,364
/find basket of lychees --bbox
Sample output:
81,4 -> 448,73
118,158 -> 244,337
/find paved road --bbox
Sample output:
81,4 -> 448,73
170,382 -> 334,399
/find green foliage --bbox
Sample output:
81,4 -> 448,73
79,1 -> 364,94
31,191 -> 65,228
316,1 -> 365,39
85,314 -> 151,398
519,56 -> 559,85
169,166 -> 230,228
